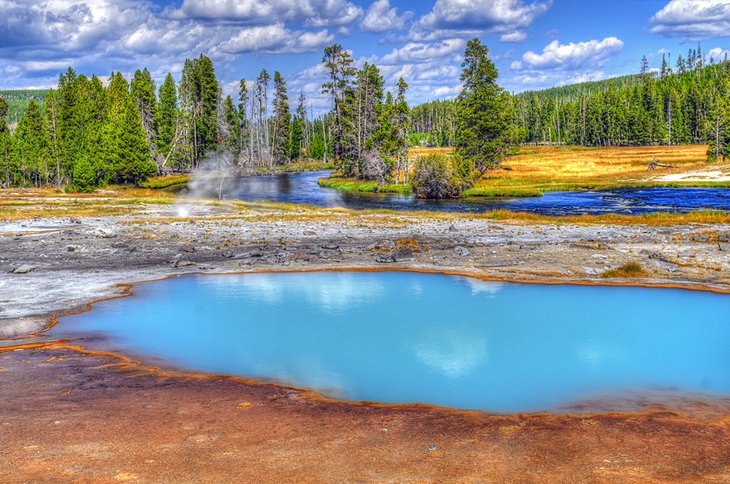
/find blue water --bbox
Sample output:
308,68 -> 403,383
52,272 -> 730,413
199,171 -> 730,215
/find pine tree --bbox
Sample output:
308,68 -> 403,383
238,79 -> 249,162
45,90 -> 63,187
394,77 -> 410,183
253,69 -> 271,164
455,38 -> 512,173
71,155 -> 96,193
156,73 -> 178,164
221,95 -> 240,154
322,44 -> 356,173
353,62 -> 384,170
290,91 -> 306,161
131,68 -> 158,159
114,94 -> 155,185
13,99 -> 50,186
272,71 -> 291,163
57,68 -> 83,178
707,76 -> 729,161
0,97 -> 11,187
180,54 -> 220,168
100,72 -> 155,186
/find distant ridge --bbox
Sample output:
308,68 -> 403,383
0,90 -> 49,124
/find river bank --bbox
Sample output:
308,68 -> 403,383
2,200 -> 730,481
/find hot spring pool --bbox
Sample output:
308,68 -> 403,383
52,271 -> 730,412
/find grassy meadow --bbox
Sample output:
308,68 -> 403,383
467,144 -> 728,197
319,144 -> 730,197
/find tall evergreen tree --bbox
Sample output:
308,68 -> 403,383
0,98 -> 12,187
455,38 -> 512,174
394,77 -> 410,183
238,79 -> 249,162
13,99 -> 50,186
290,91 -> 306,161
156,73 -> 178,165
180,54 -> 219,168
44,90 -> 63,187
131,68 -> 158,158
272,71 -> 291,163
221,95 -> 240,154
322,44 -> 356,173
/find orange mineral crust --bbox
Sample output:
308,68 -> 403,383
1,347 -> 729,482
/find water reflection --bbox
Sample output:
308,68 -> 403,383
413,328 -> 489,378
458,277 -> 505,297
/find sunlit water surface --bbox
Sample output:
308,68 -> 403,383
186,171 -> 730,215
53,272 -> 730,412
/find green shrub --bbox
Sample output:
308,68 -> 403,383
411,154 -> 455,199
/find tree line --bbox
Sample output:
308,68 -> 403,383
0,54 -> 327,190
410,50 -> 730,161
1,43 -> 727,192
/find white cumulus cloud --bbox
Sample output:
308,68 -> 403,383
410,0 -> 552,41
360,0 -> 413,33
172,0 -> 363,27
380,39 -> 465,64
511,37 -> 624,71
650,0 -> 730,39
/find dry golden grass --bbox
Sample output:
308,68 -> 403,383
505,145 -> 710,179
601,262 -> 649,278
469,145 -> 728,196
0,185 -> 174,221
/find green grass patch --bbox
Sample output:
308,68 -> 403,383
318,176 -> 413,194
463,186 -> 544,197
140,174 -> 190,190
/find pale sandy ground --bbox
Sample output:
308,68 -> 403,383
655,169 -> 730,182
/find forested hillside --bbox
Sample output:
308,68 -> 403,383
411,52 -> 730,160
0,90 -> 49,125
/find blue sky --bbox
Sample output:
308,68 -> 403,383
1,0 -> 729,112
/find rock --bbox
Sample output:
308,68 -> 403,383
94,228 -> 116,238
9,265 -> 35,274
646,252 -> 672,263
375,254 -> 395,263
321,244 -> 339,250
66,245 -> 84,252
111,242 -> 128,249
392,245 -> 414,262
181,245 -> 195,253
303,230 -> 316,236
368,240 -> 395,250
222,250 -> 235,259
448,225 -> 459,233
171,254 -> 194,268
453,246 -> 469,257
719,243 -> 729,252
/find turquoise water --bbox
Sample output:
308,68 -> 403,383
52,272 -> 730,412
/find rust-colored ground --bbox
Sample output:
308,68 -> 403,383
2,347 -> 730,483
